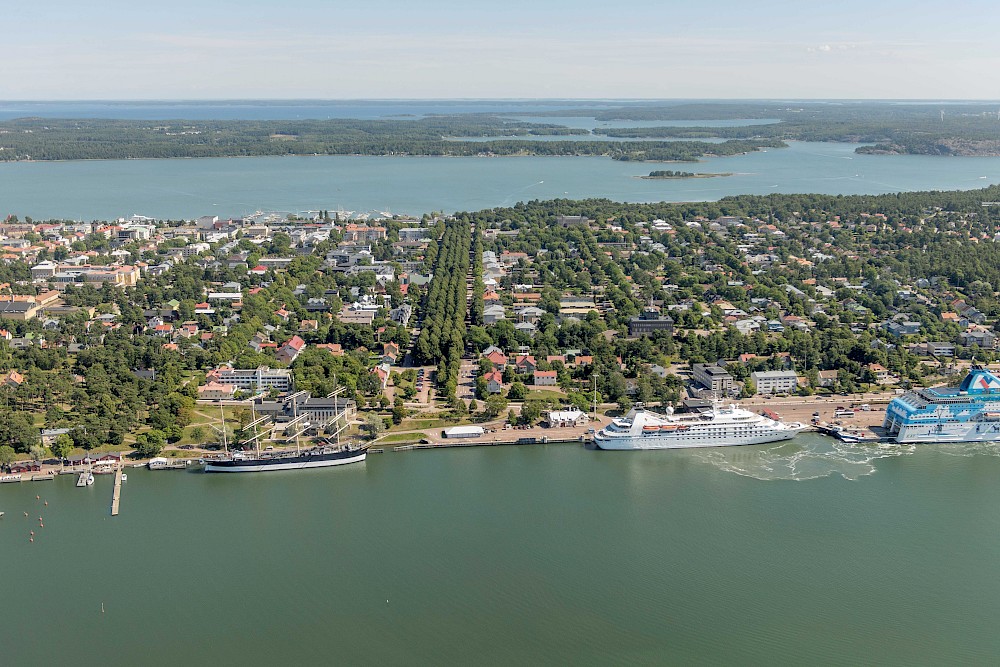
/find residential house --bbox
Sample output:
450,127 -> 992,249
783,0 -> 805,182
514,355 -> 537,374
198,381 -> 238,400
868,363 -> 892,384
276,335 -> 306,364
484,349 -> 508,370
817,370 -> 839,388
0,370 -> 24,387
533,370 -> 558,386
962,329 -> 997,350
484,371 -> 504,394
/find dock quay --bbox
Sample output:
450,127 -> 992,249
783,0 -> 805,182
393,436 -> 586,452
76,471 -> 90,487
30,473 -> 55,481
0,474 -> 22,483
110,466 -> 123,516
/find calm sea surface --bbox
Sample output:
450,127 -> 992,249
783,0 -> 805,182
4,436 -> 1000,665
3,142 -> 1000,220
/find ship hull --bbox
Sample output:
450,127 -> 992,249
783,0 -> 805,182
891,423 -> 1000,444
203,449 -> 366,473
594,429 -> 802,450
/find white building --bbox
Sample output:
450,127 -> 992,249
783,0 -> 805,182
543,409 -> 589,428
750,370 -> 798,395
443,425 -> 485,439
210,366 -> 294,393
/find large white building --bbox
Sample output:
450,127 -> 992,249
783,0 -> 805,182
208,366 -> 294,393
750,370 -> 798,395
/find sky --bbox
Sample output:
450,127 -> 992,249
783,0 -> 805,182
4,0 -> 1000,100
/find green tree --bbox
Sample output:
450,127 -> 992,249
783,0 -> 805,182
366,412 -> 386,438
0,445 -> 15,466
520,400 -> 543,425
51,433 -> 74,460
507,382 -> 527,401
484,395 -> 509,420
741,379 -> 757,398
392,404 -> 407,425
133,430 -> 166,457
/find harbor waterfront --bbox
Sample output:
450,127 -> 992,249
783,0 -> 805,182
4,439 -> 1000,665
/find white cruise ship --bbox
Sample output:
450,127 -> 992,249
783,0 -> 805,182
593,404 -> 805,450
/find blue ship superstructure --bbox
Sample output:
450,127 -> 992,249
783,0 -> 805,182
883,366 -> 1000,442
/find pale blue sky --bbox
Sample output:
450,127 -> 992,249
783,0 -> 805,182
3,0 -> 998,99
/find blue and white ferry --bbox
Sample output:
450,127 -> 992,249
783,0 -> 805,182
883,366 -> 1000,443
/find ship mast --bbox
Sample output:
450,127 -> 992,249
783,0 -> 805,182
326,384 -> 347,449
219,400 -> 228,454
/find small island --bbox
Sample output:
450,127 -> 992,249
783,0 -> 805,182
640,170 -> 733,179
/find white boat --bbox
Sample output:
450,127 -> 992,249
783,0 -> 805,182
121,473 -> 128,482
594,404 -> 805,450
86,473 -> 94,486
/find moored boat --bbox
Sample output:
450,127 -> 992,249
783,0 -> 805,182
594,403 -> 804,450
884,365 -> 1000,443
202,441 -> 367,473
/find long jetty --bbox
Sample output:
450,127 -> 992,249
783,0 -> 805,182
110,466 -> 123,516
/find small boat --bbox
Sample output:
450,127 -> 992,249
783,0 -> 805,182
0,511 -> 5,518
121,473 -> 128,482
86,473 -> 95,486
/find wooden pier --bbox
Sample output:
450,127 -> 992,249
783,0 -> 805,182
110,466 -> 123,516
76,471 -> 90,487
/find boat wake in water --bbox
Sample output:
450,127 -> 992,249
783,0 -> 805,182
935,440 -> 1000,458
694,439 -> 915,481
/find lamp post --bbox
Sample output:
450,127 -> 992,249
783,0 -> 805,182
592,373 -> 599,420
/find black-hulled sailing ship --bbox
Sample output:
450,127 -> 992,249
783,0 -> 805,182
203,389 -> 366,473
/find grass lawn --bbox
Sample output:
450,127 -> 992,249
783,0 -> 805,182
525,389 -> 567,401
377,432 -> 427,445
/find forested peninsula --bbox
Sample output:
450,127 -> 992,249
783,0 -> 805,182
5,102 -> 1000,161
562,102 -> 1000,157
0,116 -> 781,162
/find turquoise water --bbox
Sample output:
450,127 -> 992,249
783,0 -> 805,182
4,141 -> 1000,220
3,436 -> 1000,665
